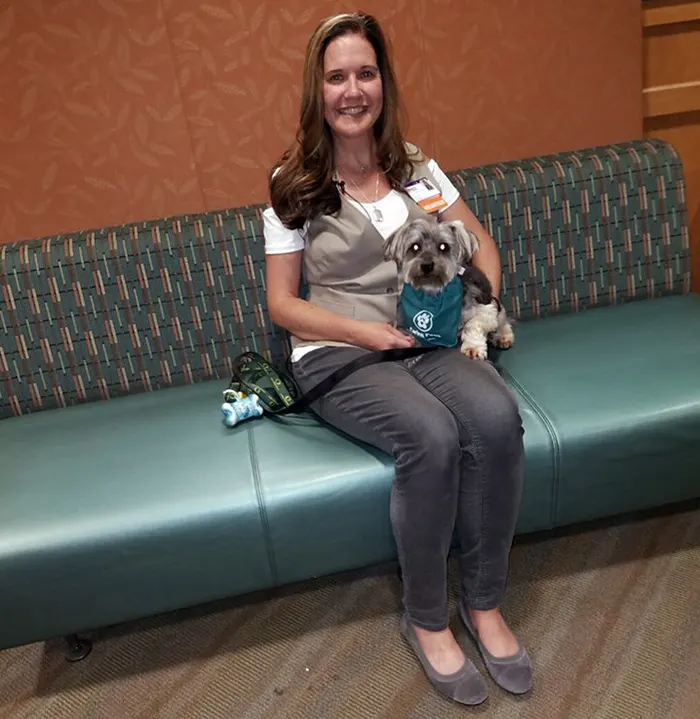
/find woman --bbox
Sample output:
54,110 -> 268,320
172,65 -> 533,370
263,12 -> 532,705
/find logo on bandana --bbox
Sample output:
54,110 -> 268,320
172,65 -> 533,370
399,277 -> 462,348
413,310 -> 434,333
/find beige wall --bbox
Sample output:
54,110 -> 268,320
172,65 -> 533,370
0,0 -> 642,244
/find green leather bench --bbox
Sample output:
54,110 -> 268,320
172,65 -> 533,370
1,139 -> 698,657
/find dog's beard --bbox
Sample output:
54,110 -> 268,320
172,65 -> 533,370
403,263 -> 457,295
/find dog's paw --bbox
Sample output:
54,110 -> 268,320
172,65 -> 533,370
490,325 -> 515,349
461,344 -> 488,360
491,334 -> 514,349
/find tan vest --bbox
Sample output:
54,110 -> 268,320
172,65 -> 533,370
291,146 -> 441,352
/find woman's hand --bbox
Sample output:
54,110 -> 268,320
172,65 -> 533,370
350,321 -> 416,351
265,253 -> 418,351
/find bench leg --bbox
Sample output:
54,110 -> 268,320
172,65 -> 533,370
63,634 -> 92,662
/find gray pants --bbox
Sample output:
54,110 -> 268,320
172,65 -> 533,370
292,346 -> 525,631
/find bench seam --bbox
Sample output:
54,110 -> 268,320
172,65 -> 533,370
500,367 -> 561,528
247,424 -> 279,585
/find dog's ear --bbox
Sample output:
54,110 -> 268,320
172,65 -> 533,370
385,217 -> 433,264
383,223 -> 409,264
446,220 -> 479,263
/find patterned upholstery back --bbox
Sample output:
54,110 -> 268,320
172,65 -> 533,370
450,138 -> 691,319
0,208 -> 286,418
0,139 -> 691,418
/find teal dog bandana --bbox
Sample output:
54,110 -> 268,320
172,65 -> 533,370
399,276 -> 463,348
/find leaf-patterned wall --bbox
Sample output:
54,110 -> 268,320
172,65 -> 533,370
0,0 -> 642,244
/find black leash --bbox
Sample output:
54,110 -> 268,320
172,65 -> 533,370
228,345 -> 439,416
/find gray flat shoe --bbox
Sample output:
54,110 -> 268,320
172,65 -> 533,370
400,614 -> 489,706
458,601 -> 533,695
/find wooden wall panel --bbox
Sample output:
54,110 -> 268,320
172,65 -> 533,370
643,1 -> 700,291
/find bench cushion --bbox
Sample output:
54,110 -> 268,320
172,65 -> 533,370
0,360 -> 557,649
496,294 -> 700,526
3,293 -> 697,649
248,383 -> 556,587
0,381 -> 274,649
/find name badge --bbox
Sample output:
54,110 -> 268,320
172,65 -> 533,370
404,178 -> 449,214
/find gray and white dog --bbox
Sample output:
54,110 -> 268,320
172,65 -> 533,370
383,217 -> 514,359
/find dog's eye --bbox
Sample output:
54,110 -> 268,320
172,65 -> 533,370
411,243 -> 420,253
439,243 -> 450,253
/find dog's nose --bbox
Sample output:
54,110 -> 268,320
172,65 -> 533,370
420,261 -> 434,275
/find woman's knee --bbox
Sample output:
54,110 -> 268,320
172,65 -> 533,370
471,371 -> 523,446
393,404 -> 461,476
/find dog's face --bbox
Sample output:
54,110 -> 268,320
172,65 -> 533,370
383,218 -> 480,294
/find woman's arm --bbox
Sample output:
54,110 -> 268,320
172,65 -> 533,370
265,251 -> 413,350
439,197 -> 503,299
266,251 -> 353,342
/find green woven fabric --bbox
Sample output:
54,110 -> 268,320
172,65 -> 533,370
0,206 -> 289,418
0,139 -> 691,418
450,138 -> 691,319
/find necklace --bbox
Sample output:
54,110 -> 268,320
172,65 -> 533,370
346,170 -> 384,223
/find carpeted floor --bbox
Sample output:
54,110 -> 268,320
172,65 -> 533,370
3,503 -> 700,719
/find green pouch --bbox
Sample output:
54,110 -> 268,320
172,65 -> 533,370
227,346 -> 438,416
227,352 -> 302,414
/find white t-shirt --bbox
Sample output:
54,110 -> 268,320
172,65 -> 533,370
262,158 -> 461,361
263,158 -> 460,253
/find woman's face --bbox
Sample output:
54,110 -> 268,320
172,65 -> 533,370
322,32 -> 383,142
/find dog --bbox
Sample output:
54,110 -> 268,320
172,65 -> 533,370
383,217 -> 514,360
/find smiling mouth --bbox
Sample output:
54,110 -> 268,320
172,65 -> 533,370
338,106 -> 367,116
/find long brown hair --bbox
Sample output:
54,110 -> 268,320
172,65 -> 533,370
269,12 -> 418,230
